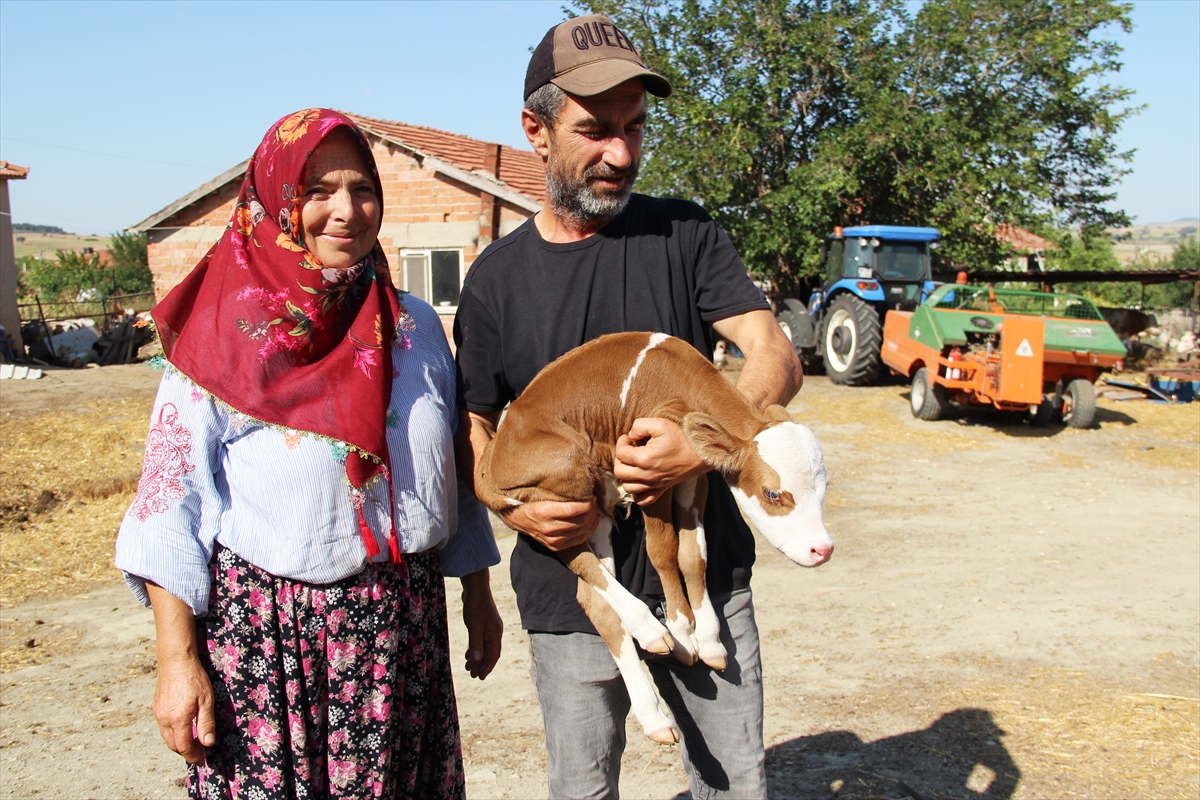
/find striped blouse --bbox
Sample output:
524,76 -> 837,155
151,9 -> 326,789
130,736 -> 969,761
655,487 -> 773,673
114,294 -> 500,615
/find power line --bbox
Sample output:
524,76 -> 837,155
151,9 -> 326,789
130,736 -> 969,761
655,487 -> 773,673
1,136 -> 219,170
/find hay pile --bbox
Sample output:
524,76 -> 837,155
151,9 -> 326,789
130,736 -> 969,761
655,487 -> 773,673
0,397 -> 153,608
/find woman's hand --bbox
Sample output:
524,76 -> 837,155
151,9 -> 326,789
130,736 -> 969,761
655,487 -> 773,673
153,652 -> 216,764
459,570 -> 503,680
146,583 -> 216,764
613,418 -> 708,505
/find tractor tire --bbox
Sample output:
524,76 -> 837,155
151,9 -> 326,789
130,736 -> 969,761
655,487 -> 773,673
910,367 -> 947,421
777,308 -> 807,355
1062,379 -> 1097,429
822,294 -> 883,385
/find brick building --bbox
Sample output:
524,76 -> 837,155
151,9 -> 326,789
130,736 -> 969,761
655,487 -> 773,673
129,113 -> 546,341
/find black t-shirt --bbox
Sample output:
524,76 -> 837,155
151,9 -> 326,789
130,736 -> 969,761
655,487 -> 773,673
454,193 -> 771,634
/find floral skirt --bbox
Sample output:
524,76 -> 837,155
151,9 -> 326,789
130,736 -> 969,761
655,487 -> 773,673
187,545 -> 464,800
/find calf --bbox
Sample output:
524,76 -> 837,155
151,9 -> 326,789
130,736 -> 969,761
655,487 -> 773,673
474,332 -> 833,742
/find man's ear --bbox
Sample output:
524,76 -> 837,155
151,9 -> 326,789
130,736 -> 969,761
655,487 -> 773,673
682,412 -> 747,475
521,109 -> 551,159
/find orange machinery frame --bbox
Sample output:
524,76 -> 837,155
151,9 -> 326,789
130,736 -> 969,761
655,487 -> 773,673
882,310 -> 1118,411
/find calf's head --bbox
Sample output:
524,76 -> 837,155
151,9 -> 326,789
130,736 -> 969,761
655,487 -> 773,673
683,409 -> 833,567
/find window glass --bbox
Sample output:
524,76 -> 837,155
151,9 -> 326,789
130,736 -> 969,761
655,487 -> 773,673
825,239 -> 845,285
430,250 -> 461,307
876,243 -> 927,281
404,254 -> 428,303
844,238 -> 873,278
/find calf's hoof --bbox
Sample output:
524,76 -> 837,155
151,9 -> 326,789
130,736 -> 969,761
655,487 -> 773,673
641,633 -> 675,656
670,639 -> 698,666
699,642 -> 728,671
647,725 -> 680,745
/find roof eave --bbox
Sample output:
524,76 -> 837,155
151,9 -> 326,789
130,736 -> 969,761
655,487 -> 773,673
127,159 -> 250,233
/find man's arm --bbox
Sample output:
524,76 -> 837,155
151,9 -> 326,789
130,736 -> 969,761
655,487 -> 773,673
712,307 -> 803,408
614,308 -> 802,504
466,410 -> 600,551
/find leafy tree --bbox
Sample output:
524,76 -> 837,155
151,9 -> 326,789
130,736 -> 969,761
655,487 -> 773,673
577,0 -> 1136,296
106,231 -> 154,296
22,231 -> 152,303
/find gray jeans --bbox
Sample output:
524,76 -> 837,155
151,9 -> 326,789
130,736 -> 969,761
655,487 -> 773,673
528,588 -> 766,800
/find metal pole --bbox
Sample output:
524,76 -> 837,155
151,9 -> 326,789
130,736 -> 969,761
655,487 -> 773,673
34,295 -> 55,364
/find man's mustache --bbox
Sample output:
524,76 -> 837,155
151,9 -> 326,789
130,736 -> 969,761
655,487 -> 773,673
584,163 -> 637,182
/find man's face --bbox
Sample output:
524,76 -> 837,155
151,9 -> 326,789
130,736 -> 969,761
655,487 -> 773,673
543,80 -> 647,227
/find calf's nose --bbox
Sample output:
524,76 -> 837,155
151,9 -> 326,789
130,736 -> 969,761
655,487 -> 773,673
810,544 -> 834,565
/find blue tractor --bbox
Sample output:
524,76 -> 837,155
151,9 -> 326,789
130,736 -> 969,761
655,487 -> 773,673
775,225 -> 943,385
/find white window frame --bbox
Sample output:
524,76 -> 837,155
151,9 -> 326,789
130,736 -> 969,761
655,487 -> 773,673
399,247 -> 465,311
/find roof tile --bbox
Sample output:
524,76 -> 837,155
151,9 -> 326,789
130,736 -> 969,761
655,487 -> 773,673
0,161 -> 30,179
344,113 -> 545,203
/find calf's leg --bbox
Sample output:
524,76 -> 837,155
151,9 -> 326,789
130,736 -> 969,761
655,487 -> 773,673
576,579 -> 679,744
675,476 -> 727,670
558,519 -> 674,656
642,489 -> 700,667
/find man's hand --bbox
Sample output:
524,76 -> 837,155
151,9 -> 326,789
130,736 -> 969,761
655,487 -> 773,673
613,417 -> 708,506
498,498 -> 600,551
460,569 -> 503,680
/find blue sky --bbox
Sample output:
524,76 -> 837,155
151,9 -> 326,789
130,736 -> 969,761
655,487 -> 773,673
0,0 -> 1196,236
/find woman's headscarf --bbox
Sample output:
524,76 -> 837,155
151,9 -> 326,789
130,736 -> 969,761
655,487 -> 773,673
153,109 -> 404,556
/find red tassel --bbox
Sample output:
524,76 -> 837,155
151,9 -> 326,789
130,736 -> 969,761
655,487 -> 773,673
386,479 -> 403,565
357,506 -> 381,559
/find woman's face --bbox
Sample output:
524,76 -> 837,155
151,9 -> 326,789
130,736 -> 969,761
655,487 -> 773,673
298,130 -> 381,270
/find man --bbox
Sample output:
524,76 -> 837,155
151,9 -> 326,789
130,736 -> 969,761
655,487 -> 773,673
455,14 -> 802,799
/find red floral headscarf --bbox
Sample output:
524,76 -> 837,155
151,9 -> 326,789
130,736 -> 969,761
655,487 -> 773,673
153,109 -> 403,512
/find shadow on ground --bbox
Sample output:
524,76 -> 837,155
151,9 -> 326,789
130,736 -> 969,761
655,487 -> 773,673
895,391 -> 1138,437
760,708 -> 1019,800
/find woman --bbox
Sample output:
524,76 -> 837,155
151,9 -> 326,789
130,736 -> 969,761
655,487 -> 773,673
115,109 -> 502,798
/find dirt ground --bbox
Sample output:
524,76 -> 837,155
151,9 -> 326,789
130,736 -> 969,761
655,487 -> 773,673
1,364 -> 1197,799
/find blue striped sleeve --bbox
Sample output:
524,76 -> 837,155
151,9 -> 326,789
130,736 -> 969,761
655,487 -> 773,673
114,368 -> 227,615
438,473 -> 501,578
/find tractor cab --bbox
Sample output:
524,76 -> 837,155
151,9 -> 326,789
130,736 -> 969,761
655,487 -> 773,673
776,225 -> 945,386
820,226 -> 942,311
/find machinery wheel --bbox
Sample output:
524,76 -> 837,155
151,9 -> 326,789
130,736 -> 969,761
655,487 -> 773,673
910,367 -> 947,421
822,294 -> 882,386
1062,379 -> 1097,429
1032,399 -> 1056,426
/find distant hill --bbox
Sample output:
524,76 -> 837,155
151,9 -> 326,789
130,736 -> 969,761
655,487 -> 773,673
12,222 -> 67,234
1110,218 -> 1199,265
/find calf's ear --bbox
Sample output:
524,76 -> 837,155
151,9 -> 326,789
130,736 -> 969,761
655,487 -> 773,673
682,412 -> 746,474
764,405 -> 792,422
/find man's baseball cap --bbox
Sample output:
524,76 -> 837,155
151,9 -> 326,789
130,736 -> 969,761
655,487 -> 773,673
524,14 -> 672,101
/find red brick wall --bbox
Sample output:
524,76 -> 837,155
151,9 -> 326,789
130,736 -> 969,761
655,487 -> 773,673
147,136 -> 536,307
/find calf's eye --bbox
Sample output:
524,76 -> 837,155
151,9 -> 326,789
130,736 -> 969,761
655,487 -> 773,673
763,488 -> 781,503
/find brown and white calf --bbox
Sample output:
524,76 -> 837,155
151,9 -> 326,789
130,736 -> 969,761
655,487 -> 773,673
474,332 -> 833,743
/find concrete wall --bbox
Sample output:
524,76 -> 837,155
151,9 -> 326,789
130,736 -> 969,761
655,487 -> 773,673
0,180 -> 22,352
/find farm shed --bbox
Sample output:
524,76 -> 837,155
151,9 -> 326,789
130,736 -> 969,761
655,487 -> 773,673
1,160 -> 31,353
128,113 -> 546,343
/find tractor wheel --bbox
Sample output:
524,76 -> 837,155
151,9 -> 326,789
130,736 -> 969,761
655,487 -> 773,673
910,367 -> 947,421
1062,379 -> 1097,429
777,308 -> 806,355
822,294 -> 883,386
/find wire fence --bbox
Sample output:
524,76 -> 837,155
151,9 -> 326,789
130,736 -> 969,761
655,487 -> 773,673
17,291 -> 156,331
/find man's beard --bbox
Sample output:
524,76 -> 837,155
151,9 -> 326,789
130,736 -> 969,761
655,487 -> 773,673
545,153 -> 637,230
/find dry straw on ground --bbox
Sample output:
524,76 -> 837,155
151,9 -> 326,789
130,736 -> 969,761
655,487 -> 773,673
0,398 -> 152,609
